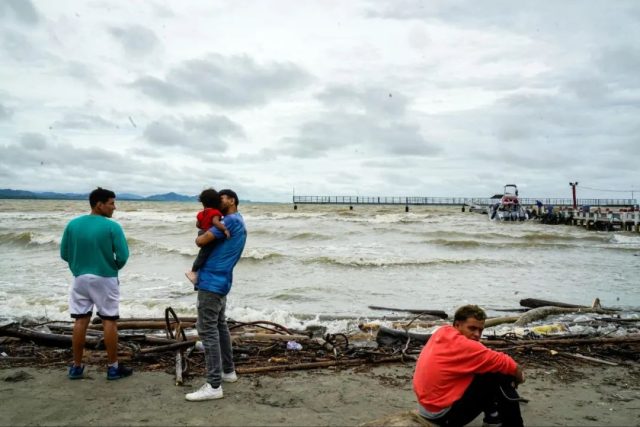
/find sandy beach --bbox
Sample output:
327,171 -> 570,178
1,362 -> 639,426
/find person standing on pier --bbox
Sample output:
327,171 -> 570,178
60,187 -> 131,380
413,305 -> 525,426
186,189 -> 247,402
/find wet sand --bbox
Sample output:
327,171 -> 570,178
1,363 -> 639,426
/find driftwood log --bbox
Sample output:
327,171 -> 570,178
513,306 -> 613,326
236,355 -> 403,374
88,321 -> 196,331
519,298 -> 588,309
484,334 -> 640,347
233,333 -> 310,342
175,350 -> 183,385
91,317 -> 198,324
0,324 -> 100,348
558,352 -> 618,366
138,339 -> 198,354
484,316 -> 520,328
368,306 -> 448,319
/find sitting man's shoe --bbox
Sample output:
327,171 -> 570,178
68,364 -> 85,380
107,364 -> 133,380
222,371 -> 238,383
185,383 -> 223,401
482,413 -> 503,427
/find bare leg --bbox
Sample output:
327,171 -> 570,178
102,319 -> 119,364
72,317 -> 91,366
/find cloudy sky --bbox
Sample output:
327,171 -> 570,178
1,1 -> 639,202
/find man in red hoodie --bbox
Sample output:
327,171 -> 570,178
413,305 -> 524,426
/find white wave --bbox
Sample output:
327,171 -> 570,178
611,233 -> 640,246
30,233 -> 61,246
117,210 -> 194,224
245,212 -> 331,221
225,306 -> 384,334
0,293 -> 69,322
241,248 -> 283,260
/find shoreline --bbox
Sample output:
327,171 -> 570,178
1,363 -> 639,426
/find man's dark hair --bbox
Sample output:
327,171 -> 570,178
89,187 -> 116,208
218,189 -> 239,206
453,305 -> 487,323
198,188 -> 221,209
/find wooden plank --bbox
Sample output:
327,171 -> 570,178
368,306 -> 448,319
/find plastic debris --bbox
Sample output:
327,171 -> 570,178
286,340 -> 303,351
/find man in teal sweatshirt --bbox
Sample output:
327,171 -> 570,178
61,187 -> 131,380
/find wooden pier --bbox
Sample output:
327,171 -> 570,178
293,195 -> 635,208
550,208 -> 640,232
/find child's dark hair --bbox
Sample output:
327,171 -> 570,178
198,188 -> 221,209
89,187 -> 116,208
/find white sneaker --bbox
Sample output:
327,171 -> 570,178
185,383 -> 223,401
222,371 -> 238,383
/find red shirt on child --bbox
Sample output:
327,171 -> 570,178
197,208 -> 222,230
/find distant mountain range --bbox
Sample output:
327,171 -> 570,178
0,189 -> 198,202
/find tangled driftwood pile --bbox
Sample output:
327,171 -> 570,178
1,298 -> 638,384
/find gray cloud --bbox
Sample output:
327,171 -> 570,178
143,114 -> 244,151
51,114 -> 118,130
2,29 -> 38,62
0,0 -> 39,26
132,54 -> 312,108
0,163 -> 15,179
0,103 -> 13,120
0,136 -> 198,191
109,24 -> 160,56
2,139 -> 132,173
144,120 -> 188,146
281,85 -> 439,158
366,1 -> 640,39
595,45 -> 640,89
150,2 -> 175,18
1,1 -> 638,201
367,1 -> 640,96
0,136 -> 222,196
317,86 -> 409,117
1,27 -> 59,65
130,76 -> 186,104
65,61 -> 101,86
283,114 -> 438,158
20,133 -> 47,150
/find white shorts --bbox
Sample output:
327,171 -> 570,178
69,274 -> 120,320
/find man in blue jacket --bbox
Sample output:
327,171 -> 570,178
186,189 -> 247,401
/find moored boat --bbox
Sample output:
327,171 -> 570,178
489,184 -> 529,221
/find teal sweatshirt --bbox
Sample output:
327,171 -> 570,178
60,214 -> 129,277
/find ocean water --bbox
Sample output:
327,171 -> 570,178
1,199 -> 639,332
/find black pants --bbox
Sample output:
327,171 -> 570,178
192,230 -> 215,272
430,373 -> 523,427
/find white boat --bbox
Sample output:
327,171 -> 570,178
468,203 -> 488,214
489,184 -> 529,221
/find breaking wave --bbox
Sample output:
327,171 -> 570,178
0,231 -> 59,247
240,249 -> 285,263
304,256 -> 512,268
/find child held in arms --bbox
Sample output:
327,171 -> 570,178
185,188 -> 230,288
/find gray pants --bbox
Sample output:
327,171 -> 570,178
196,290 -> 235,388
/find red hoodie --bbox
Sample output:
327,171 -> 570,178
413,325 -> 518,413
